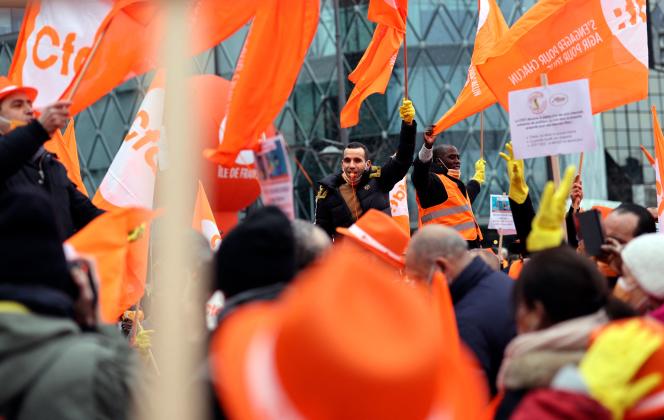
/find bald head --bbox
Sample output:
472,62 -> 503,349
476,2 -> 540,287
432,144 -> 460,170
292,219 -> 331,271
405,225 -> 469,283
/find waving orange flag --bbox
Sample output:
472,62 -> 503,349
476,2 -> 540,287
66,207 -> 159,323
44,120 -> 88,196
205,0 -> 319,166
651,106 -> 664,229
340,0 -> 408,128
432,0 -> 508,135
476,0 -> 648,114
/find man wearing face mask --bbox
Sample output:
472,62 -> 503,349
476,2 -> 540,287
412,127 -> 485,248
315,99 -> 417,238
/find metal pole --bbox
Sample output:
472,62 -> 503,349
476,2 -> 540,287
333,0 -> 349,146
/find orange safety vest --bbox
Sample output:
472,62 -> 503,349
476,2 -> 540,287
417,173 -> 483,241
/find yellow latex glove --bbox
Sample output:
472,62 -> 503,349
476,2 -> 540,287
580,320 -> 663,420
499,142 -> 529,204
471,159 -> 486,184
526,165 -> 575,252
399,98 -> 415,124
135,325 -> 154,358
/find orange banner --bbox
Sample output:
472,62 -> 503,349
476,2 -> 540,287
432,0 -> 508,134
205,0 -> 319,166
476,0 -> 648,114
44,120 -> 88,196
652,106 -> 664,222
340,0 -> 407,128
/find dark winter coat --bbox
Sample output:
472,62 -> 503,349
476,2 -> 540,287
0,120 -> 102,239
314,121 -> 416,238
450,257 -> 516,395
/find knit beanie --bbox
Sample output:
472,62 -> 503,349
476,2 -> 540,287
215,206 -> 296,299
0,187 -> 78,300
622,233 -> 664,299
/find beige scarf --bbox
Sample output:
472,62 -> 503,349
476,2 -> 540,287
497,310 -> 609,390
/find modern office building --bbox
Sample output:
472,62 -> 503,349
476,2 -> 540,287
0,1 -> 663,228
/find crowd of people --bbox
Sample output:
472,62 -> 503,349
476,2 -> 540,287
1,79 -> 664,420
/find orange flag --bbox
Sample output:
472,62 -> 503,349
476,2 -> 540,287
66,207 -> 158,323
193,181 -> 222,251
44,120 -> 88,196
651,106 -> 664,230
340,0 -> 408,128
432,0 -> 508,135
476,0 -> 648,114
389,177 -> 410,236
205,0 -> 319,166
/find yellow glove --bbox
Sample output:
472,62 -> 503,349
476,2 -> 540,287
526,165 -> 575,252
471,159 -> 486,184
134,326 -> 154,358
580,320 -> 663,420
399,98 -> 415,124
499,142 -> 529,204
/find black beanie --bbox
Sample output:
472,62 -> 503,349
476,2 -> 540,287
0,187 -> 78,300
215,206 -> 296,299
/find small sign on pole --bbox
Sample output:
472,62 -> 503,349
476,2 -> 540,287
256,134 -> 295,219
488,194 -> 517,236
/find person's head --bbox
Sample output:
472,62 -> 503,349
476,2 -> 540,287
405,225 -> 471,284
342,142 -> 371,180
0,77 -> 38,123
291,219 -> 331,272
604,203 -> 657,245
215,206 -> 296,299
0,187 -> 80,315
514,246 -> 633,334
432,144 -> 460,171
618,233 -> 664,313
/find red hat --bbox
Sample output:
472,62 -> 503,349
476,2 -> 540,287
0,77 -> 37,103
209,245 -> 487,420
512,389 -> 611,420
336,209 -> 410,268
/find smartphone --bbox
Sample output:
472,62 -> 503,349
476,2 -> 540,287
575,209 -> 606,257
68,259 -> 98,308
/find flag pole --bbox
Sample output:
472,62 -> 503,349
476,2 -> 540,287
64,28 -> 108,102
403,32 -> 409,100
480,111 -> 485,159
577,152 -> 584,177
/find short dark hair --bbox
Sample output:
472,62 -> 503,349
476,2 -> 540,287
432,144 -> 454,161
345,142 -> 369,160
515,246 -> 634,326
613,203 -> 657,237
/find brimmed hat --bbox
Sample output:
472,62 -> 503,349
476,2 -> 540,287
209,245 -> 487,419
0,76 -> 38,103
336,209 -> 409,268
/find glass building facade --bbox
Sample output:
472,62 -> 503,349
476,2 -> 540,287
0,0 -> 663,227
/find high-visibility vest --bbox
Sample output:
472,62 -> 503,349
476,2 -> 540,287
417,173 -> 483,241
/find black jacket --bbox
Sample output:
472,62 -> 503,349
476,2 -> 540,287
450,257 -> 516,395
314,121 -> 416,238
0,120 -> 102,239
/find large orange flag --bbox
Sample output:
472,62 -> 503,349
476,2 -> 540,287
432,0 -> 508,135
476,0 -> 648,114
204,0 -> 319,166
651,106 -> 664,231
340,0 -> 408,128
66,207 -> 158,323
12,0 -> 264,116
192,181 -> 222,251
44,120 -> 88,196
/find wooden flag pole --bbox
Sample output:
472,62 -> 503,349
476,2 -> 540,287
540,74 -> 561,186
64,28 -> 107,102
403,33 -> 409,100
480,111 -> 485,159
577,152 -> 584,177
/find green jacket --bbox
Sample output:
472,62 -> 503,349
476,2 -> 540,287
0,312 -> 136,420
